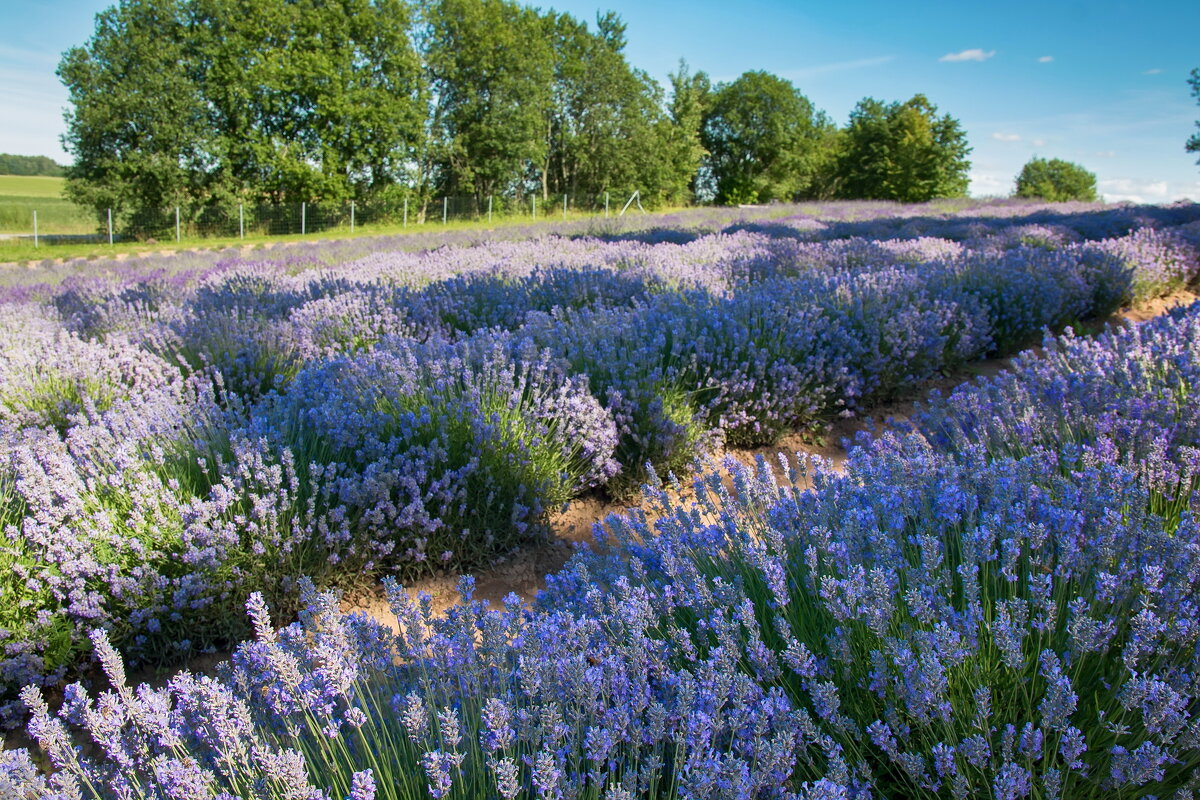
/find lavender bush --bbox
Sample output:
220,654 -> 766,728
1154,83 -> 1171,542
2,200 -> 1199,741
13,300 -> 1200,799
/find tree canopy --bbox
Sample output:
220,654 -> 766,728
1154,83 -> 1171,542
699,71 -> 834,204
1014,157 -> 1098,202
835,94 -> 972,202
0,154 -> 66,177
58,0 -> 984,226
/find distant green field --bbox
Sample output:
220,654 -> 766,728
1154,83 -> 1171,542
0,175 -> 67,198
0,174 -> 95,234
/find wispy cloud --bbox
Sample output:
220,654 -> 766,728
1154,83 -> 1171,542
939,49 -> 996,63
991,132 -> 1021,142
1094,150 -> 1117,158
1143,68 -> 1163,75
1031,138 -> 1047,147
1038,56 -> 1054,63
783,56 -> 895,81
1099,177 -> 1169,203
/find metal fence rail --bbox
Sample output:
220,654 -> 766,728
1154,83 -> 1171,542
9,192 -> 646,249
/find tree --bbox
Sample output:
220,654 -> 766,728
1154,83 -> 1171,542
193,0 -> 425,203
1188,68 -> 1200,164
59,0 -> 426,231
836,94 -> 971,202
700,71 -> 833,204
422,0 -> 554,205
59,0 -> 219,231
1014,157 -> 1098,202
664,61 -> 710,204
0,155 -> 66,177
538,12 -> 692,207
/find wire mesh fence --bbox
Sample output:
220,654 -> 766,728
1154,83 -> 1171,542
3,192 -> 646,249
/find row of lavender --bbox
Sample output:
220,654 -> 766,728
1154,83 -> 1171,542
10,269 -> 1200,798
0,202 -> 1197,719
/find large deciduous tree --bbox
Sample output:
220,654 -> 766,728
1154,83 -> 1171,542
700,71 -> 834,204
422,0 -> 553,206
58,0 -> 218,230
836,94 -> 971,202
1014,157 -> 1098,202
59,0 -> 426,230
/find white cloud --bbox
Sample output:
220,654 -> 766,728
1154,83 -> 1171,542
1143,68 -> 1163,75
991,132 -> 1021,142
969,171 -> 1012,197
1094,151 -> 1117,158
1099,178 -> 1169,204
1038,56 -> 1054,63
1031,138 -> 1047,147
939,49 -> 996,63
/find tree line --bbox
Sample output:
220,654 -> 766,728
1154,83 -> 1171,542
0,154 -> 66,177
60,0 -> 977,230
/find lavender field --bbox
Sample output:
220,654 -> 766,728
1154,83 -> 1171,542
5,198 -> 1200,798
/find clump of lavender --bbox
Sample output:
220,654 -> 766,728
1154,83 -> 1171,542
254,330 -> 619,574
1090,227 -> 1200,301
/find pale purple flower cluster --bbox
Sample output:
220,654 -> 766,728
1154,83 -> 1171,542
12,297 -> 1200,798
3,200 -> 1199,766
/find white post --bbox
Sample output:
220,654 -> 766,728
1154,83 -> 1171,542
301,202 -> 306,235
33,210 -> 38,248
619,191 -> 642,217
107,208 -> 113,245
442,196 -> 448,224
532,196 -> 536,219
488,195 -> 492,223
403,197 -> 408,227
239,203 -> 244,240
175,206 -> 181,243
563,195 -> 567,219
350,200 -> 355,232
605,192 -> 609,217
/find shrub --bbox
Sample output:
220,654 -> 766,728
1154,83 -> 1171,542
1014,157 -> 1099,203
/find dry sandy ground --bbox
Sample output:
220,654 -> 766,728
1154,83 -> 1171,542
344,288 -> 1200,627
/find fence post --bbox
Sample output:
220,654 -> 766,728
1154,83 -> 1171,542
33,210 -> 38,249
605,192 -> 609,217
175,206 -> 181,243
532,196 -> 536,219
488,195 -> 493,223
239,204 -> 244,240
301,202 -> 306,236
107,208 -> 113,246
442,196 -> 448,224
403,197 -> 408,228
350,201 -> 355,233
563,195 -> 567,219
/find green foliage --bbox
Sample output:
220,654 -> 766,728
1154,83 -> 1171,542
59,0 -> 426,232
540,12 -> 689,207
423,0 -> 553,203
700,71 -> 834,204
836,94 -> 972,202
0,154 -> 65,177
1188,67 -> 1200,163
1014,157 -> 1098,202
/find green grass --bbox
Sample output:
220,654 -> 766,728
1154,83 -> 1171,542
0,174 -> 96,236
0,206 -> 682,266
0,175 -> 67,198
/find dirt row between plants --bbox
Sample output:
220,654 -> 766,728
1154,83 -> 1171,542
5,290 -> 1195,757
345,288 -> 1200,628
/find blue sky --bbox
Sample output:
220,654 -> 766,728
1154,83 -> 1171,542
2,0 -> 1198,202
